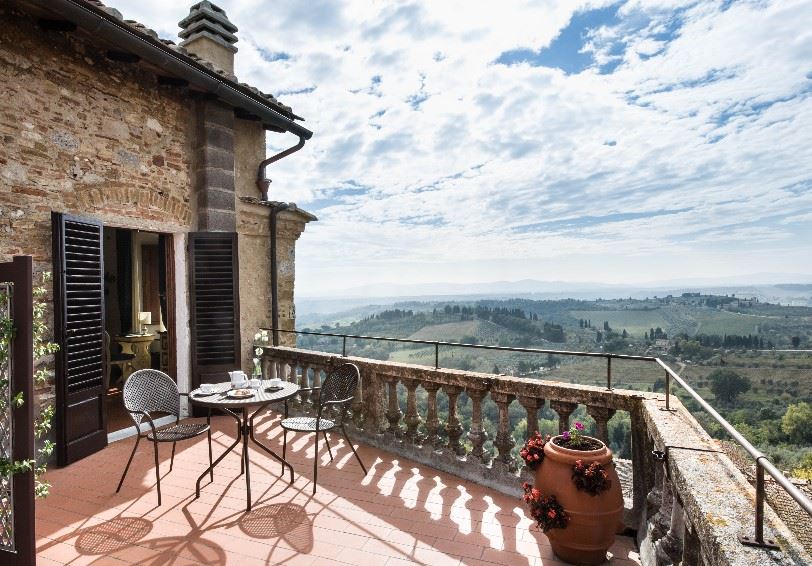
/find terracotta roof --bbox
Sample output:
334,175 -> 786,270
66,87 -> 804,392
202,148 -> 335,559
79,0 -> 302,121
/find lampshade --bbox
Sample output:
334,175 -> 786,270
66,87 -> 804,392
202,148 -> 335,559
138,311 -> 152,325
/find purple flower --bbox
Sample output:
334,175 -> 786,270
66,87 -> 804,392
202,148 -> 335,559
562,431 -> 570,441
574,422 -> 584,431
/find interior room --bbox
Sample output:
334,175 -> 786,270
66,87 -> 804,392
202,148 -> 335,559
102,227 -> 173,434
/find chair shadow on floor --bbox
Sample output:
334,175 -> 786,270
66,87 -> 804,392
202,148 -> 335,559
236,502 -> 314,553
45,513 -> 229,565
36,512 -> 228,565
74,517 -> 152,555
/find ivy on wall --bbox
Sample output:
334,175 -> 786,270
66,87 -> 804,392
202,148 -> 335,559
0,273 -> 58,497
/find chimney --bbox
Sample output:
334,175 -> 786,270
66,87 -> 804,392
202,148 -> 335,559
178,1 -> 238,74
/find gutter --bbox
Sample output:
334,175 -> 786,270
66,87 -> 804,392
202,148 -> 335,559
36,0 -> 313,140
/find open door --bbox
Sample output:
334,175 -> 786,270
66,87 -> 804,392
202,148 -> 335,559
53,213 -> 107,466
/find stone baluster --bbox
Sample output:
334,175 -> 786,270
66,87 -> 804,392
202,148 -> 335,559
444,385 -> 464,456
361,370 -> 386,434
681,519 -> 702,566
655,486 -> 684,564
551,400 -> 577,433
312,365 -> 322,391
351,368 -> 364,429
262,355 -> 272,380
586,405 -> 616,444
518,396 -> 543,438
385,376 -> 403,436
491,392 -> 516,471
403,378 -> 422,444
650,459 -> 673,539
423,382 -> 441,449
298,365 -> 310,408
467,388 -> 488,462
631,406 -> 656,524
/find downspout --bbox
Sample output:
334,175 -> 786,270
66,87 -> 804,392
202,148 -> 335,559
257,132 -> 307,347
269,203 -> 290,346
256,134 -> 306,199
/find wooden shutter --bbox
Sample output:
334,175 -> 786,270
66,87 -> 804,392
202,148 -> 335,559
189,232 -> 240,388
52,213 -> 107,466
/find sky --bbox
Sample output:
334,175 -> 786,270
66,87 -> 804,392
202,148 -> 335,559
109,0 -> 812,296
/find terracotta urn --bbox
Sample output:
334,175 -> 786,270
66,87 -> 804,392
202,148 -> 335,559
535,435 -> 623,565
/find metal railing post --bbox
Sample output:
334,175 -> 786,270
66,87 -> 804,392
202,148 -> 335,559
665,370 -> 670,410
756,463 -> 765,543
435,342 -> 439,369
739,459 -> 779,549
342,336 -> 347,357
606,356 -> 612,390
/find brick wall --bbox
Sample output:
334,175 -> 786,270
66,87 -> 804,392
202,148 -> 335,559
0,8 -> 195,270
0,7 -> 313,393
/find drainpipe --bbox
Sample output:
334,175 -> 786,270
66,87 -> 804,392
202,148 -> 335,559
269,203 -> 290,346
257,132 -> 307,346
256,134 -> 306,198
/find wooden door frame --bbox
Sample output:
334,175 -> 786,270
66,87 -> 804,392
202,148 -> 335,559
163,233 -> 178,382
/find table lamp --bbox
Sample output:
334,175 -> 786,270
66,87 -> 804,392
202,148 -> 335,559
138,311 -> 152,334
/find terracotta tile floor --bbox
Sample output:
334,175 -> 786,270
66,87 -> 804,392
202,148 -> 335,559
36,411 -> 641,565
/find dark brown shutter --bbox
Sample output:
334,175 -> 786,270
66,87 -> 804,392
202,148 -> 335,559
53,213 -> 107,466
189,232 -> 240,388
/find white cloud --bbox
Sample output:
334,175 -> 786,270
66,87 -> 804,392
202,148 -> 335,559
108,0 -> 812,295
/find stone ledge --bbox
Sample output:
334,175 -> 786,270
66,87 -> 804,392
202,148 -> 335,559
642,397 -> 811,565
261,346 -> 653,411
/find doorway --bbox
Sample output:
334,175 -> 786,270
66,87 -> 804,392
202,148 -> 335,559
53,213 -> 181,465
103,228 -> 175,434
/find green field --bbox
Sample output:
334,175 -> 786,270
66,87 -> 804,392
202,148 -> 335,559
407,319 -> 507,343
691,310 -> 765,335
570,309 -> 669,336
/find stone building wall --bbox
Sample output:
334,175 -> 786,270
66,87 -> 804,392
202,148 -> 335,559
0,8 -> 195,267
0,8 -> 312,386
234,119 -> 309,369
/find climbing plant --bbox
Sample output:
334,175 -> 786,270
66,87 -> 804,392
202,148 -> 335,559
0,273 -> 58,497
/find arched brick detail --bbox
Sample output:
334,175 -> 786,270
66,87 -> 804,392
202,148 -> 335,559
74,185 -> 192,228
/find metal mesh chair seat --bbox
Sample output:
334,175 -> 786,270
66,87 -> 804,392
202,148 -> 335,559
148,422 -> 210,442
282,363 -> 367,494
116,369 -> 213,505
280,416 -> 335,433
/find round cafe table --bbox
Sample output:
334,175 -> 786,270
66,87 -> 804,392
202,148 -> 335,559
189,381 -> 299,511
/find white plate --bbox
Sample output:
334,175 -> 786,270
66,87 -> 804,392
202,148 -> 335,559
226,389 -> 254,399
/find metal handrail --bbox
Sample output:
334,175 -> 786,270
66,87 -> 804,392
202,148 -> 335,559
260,326 -> 812,549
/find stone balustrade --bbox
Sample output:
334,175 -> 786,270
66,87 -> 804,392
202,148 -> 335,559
259,345 -> 810,566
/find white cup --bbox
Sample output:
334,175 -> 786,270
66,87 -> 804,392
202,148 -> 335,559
249,378 -> 261,389
268,378 -> 282,388
200,383 -> 214,394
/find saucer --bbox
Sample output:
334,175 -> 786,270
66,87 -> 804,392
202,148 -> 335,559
193,391 -> 217,398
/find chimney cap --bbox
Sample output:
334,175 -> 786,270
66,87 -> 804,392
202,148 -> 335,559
179,1 -> 238,48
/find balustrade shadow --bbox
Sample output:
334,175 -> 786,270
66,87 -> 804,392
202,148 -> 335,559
36,409 -> 639,565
